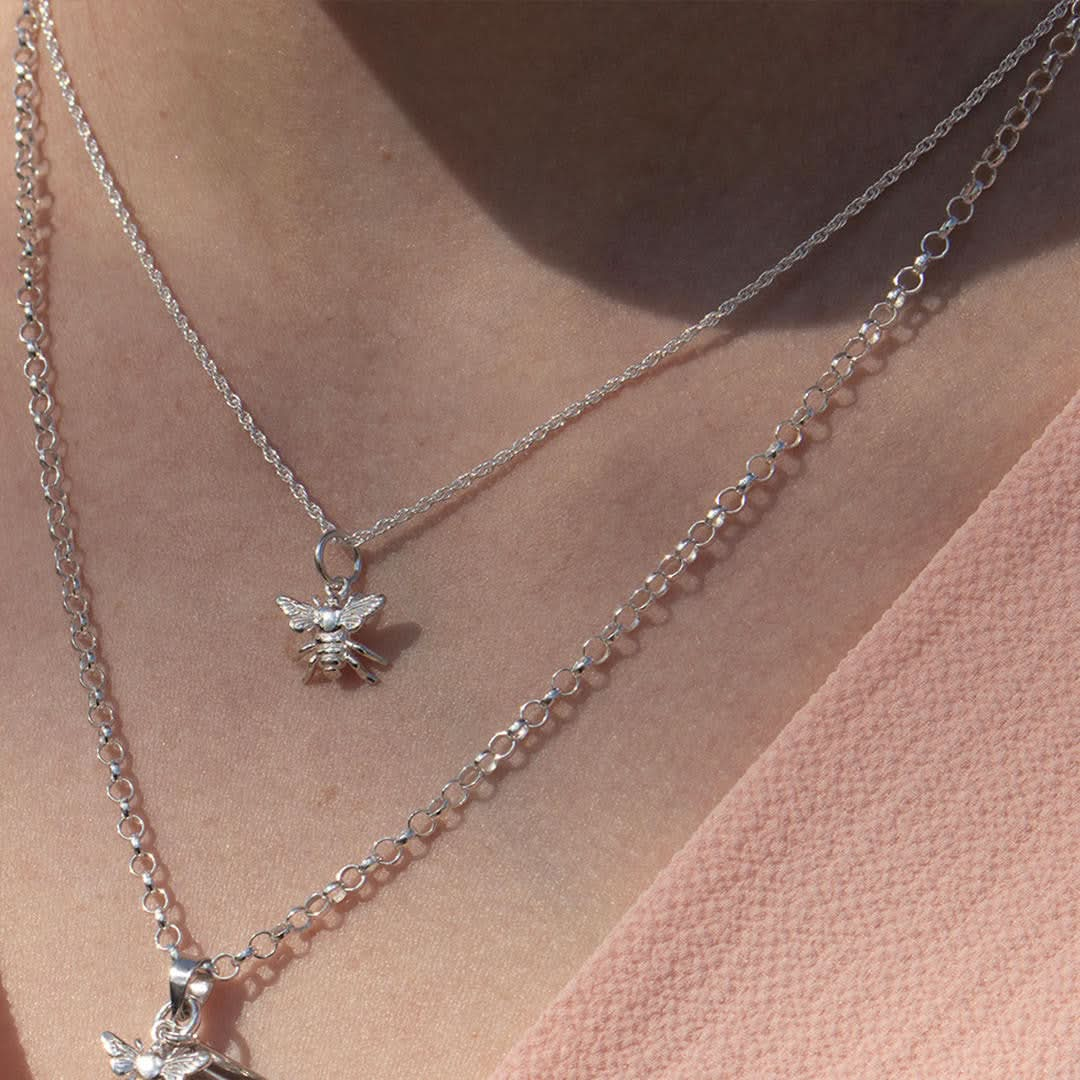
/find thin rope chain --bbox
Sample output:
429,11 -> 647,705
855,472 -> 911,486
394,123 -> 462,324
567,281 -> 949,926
35,0 -> 1072,548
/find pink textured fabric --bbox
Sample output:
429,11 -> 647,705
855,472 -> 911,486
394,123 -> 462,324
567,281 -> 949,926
492,387 -> 1080,1079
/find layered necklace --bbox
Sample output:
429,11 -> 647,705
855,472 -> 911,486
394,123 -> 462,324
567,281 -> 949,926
14,1 -> 1077,1075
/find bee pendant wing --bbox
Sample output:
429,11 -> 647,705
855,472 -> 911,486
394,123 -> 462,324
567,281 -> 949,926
338,592 -> 385,631
160,1047 -> 213,1079
100,1032 -> 138,1074
275,595 -> 319,632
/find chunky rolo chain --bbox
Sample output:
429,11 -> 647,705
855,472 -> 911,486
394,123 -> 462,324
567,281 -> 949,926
14,6 -> 185,958
34,0 -> 1073,549
15,0 -> 1078,981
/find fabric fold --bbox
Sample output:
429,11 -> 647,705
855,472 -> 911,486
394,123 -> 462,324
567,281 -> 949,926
491,387 -> 1080,1079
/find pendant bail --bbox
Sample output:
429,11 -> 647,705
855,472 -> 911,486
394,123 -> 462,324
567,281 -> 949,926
169,956 -> 214,1019
314,528 -> 363,588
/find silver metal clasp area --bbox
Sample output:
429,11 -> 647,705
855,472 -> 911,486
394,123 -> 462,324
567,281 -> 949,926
169,956 -> 215,1020
161,957 -> 268,1078
314,528 -> 364,593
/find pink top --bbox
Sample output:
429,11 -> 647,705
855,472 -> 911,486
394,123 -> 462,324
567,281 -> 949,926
491,387 -> 1079,1078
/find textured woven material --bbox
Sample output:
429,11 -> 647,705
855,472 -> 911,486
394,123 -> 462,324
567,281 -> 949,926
492,387 -> 1080,1079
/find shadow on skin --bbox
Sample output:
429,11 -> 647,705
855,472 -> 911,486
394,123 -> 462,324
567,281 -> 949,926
321,2 -> 1078,329
0,978 -> 33,1080
297,0 -> 1075,568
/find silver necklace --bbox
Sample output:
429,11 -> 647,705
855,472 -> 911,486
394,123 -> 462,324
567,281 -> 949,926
14,2 -> 1077,1075
30,0 -> 1078,689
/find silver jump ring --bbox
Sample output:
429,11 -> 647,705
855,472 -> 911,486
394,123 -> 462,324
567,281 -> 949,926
314,529 -> 363,587
153,998 -> 201,1043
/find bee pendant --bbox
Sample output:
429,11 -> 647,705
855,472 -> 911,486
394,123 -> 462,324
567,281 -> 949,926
102,958 -> 267,1079
277,529 -> 390,685
276,588 -> 388,684
101,1032 -> 264,1079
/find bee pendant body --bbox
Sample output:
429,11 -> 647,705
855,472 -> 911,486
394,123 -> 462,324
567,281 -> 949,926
102,1032 -> 265,1079
276,590 -> 388,684
300,624 -> 388,683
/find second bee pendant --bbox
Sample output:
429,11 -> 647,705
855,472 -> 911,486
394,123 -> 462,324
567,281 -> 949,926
101,960 -> 267,1079
276,530 -> 389,685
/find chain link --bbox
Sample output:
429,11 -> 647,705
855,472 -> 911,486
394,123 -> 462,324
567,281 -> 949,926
33,0 -> 1074,549
16,1 -> 1077,975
